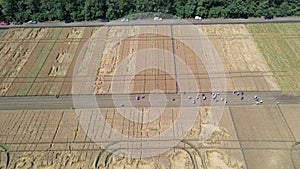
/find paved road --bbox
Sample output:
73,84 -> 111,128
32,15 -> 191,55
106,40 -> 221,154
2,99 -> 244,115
0,91 -> 299,110
0,17 -> 299,29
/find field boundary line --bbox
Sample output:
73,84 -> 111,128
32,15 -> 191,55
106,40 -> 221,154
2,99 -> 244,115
228,107 -> 249,169
170,25 -> 179,93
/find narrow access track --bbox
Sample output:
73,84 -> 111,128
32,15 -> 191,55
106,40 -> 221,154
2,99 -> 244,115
0,17 -> 299,30
0,91 -> 299,110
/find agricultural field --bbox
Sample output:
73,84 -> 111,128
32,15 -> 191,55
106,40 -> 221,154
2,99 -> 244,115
199,24 -> 280,92
0,23 -> 299,168
0,29 -> 6,37
0,108 -> 245,169
0,23 -> 299,96
94,24 -> 286,94
0,105 -> 299,168
94,26 -> 178,94
0,27 -> 99,96
247,23 -> 300,91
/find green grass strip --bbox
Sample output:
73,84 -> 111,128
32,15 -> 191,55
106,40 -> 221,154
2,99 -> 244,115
247,23 -> 300,91
17,28 -> 62,96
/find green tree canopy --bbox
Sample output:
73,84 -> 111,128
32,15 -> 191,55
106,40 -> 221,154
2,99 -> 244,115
0,0 -> 299,21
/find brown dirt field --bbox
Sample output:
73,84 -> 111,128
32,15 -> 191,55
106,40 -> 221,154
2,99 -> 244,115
99,108 -> 179,139
244,150 -> 295,169
230,106 -> 293,141
95,26 -> 179,94
93,24 -> 285,94
173,25 -> 212,92
279,104 -> 300,140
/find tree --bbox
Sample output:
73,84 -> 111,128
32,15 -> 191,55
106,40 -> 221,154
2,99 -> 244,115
195,0 -> 208,18
2,0 -> 17,21
0,0 -> 299,21
208,6 -> 224,18
91,0 -> 106,19
184,0 -> 197,18
226,0 -> 248,18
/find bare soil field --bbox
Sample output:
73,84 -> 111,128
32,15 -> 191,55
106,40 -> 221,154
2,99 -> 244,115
94,26 -> 178,94
230,105 -> 299,169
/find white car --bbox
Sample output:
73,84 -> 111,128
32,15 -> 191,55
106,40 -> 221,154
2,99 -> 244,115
154,17 -> 162,21
121,18 -> 129,22
28,20 -> 37,24
195,16 -> 202,20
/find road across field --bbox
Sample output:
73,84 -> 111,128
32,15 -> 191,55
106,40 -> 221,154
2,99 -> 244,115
0,17 -> 299,29
0,91 -> 299,110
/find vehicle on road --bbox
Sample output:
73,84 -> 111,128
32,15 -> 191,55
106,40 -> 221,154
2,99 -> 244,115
195,16 -> 202,20
100,18 -> 109,22
12,21 -> 23,25
28,20 -> 37,24
0,21 -> 10,25
264,15 -> 274,20
154,17 -> 162,21
64,19 -> 72,23
121,18 -> 129,22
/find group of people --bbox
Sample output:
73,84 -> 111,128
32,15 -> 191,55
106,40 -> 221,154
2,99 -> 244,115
130,90 -> 280,107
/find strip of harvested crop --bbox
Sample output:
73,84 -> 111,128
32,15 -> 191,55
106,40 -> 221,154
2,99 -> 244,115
17,28 -> 62,96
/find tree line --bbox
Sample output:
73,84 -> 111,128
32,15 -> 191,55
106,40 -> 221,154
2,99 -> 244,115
0,0 -> 299,22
